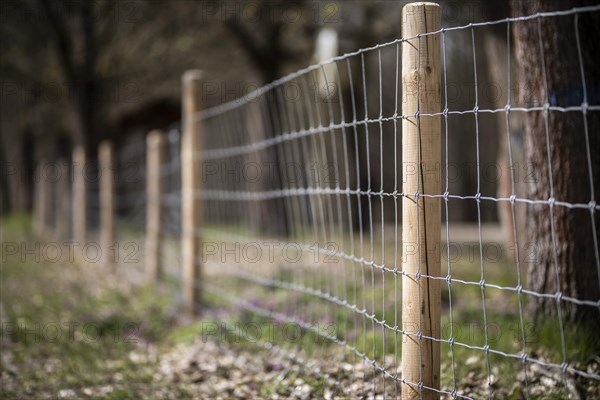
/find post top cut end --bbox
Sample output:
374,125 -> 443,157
403,2 -> 439,8
183,70 -> 203,82
147,130 -> 165,146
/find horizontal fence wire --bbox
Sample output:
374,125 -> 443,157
187,4 -> 600,398
34,3 -> 600,399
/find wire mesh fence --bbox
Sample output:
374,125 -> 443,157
35,3 -> 600,399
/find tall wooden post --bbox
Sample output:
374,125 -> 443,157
33,163 -> 45,235
55,158 -> 70,240
182,70 -> 204,314
146,130 -> 165,283
40,161 -> 52,234
401,3 -> 441,399
99,141 -> 115,269
72,147 -> 87,250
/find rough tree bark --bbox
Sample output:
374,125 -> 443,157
512,0 -> 600,327
39,0 -> 104,159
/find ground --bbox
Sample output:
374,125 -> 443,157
0,215 -> 342,399
1,215 -> 599,399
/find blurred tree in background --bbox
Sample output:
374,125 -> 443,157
1,0 -> 513,229
0,0 -> 324,214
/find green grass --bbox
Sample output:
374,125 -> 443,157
0,215 -> 334,398
199,230 -> 600,398
0,214 -> 180,399
3,215 -> 598,398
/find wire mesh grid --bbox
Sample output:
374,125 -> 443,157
41,4 -> 600,399
178,5 -> 600,399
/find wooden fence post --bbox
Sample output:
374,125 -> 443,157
55,158 -> 70,240
99,141 -> 115,269
72,147 -> 87,259
146,130 -> 165,283
39,161 -> 52,234
401,3 -> 441,399
34,163 -> 45,235
182,70 -> 204,315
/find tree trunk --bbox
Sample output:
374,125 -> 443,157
512,0 -> 600,327
483,32 -> 525,258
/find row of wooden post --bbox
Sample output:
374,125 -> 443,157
31,3 -> 440,398
43,132 -> 168,277
34,75 -> 203,313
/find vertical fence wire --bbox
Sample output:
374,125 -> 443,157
42,4 -> 600,399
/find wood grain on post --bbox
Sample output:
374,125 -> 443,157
401,3 -> 441,399
146,130 -> 166,283
72,147 -> 87,251
99,141 -> 115,270
182,70 -> 204,315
